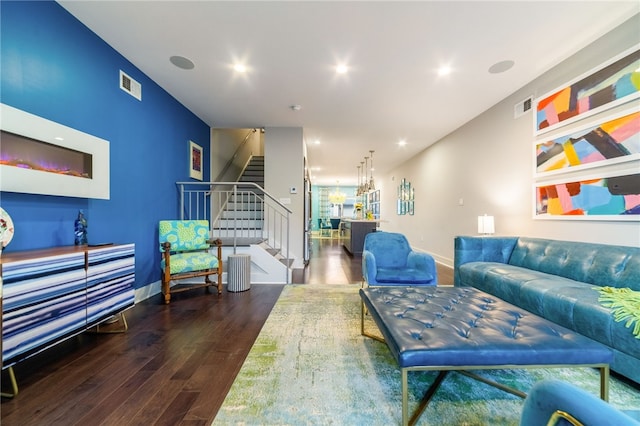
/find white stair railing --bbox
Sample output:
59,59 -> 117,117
176,181 -> 291,283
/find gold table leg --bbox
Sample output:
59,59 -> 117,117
91,311 -> 129,334
1,367 -> 18,398
600,365 -> 609,401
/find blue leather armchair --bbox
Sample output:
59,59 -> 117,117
362,231 -> 437,286
520,379 -> 640,426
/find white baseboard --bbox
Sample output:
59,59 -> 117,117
135,280 -> 161,303
133,279 -> 287,304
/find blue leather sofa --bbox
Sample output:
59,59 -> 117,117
454,236 -> 640,384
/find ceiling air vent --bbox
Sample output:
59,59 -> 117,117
514,96 -> 532,119
119,70 -> 142,101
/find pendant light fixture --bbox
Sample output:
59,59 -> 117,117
369,150 -> 376,191
359,161 -> 366,195
328,181 -> 346,205
363,156 -> 370,192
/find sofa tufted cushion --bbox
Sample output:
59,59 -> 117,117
360,286 -> 613,369
509,238 -> 640,291
458,262 -> 640,354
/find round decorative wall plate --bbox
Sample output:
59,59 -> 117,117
0,207 -> 15,248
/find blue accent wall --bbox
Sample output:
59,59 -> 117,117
0,1 -> 210,290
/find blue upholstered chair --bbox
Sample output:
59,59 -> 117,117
362,231 -> 437,286
318,218 -> 332,238
159,220 -> 223,304
520,379 -> 640,426
329,218 -> 341,239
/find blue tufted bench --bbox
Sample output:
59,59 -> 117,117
359,286 -> 614,426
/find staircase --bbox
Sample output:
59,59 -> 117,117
216,156 -> 265,244
176,155 -> 294,284
239,156 -> 264,188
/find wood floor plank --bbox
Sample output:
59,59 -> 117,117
96,347 -> 193,425
120,379 -> 188,426
41,350 -> 157,425
155,390 -> 201,425
1,240 -> 452,425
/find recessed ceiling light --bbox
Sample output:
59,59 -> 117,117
336,64 -> 349,74
234,63 -> 247,73
314,140 -> 321,145
488,60 -> 515,74
291,104 -> 302,111
437,65 -> 452,76
170,55 -> 195,70
54,136 -> 64,141
398,139 -> 407,147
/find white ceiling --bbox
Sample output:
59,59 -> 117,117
59,1 -> 639,186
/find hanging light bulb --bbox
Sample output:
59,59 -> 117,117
369,150 -> 376,191
359,161 -> 365,195
363,156 -> 370,192
356,165 -> 362,196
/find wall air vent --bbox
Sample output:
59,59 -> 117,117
119,70 -> 142,101
514,96 -> 532,119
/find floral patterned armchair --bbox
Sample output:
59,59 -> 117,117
159,220 -> 222,304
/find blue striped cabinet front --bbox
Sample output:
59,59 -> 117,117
1,244 -> 135,368
86,244 -> 135,327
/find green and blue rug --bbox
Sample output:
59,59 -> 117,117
214,285 -> 640,425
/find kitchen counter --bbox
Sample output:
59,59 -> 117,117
342,219 -> 379,256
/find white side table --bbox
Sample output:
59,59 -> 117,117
227,254 -> 251,292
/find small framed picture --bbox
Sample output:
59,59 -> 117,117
189,140 -> 203,181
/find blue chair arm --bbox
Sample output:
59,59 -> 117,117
520,379 -> 640,426
407,251 -> 437,283
362,249 -> 378,285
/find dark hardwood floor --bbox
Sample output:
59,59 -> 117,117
1,238 -> 453,425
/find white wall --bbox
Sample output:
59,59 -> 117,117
381,14 -> 640,267
210,128 -> 263,181
264,127 -> 305,268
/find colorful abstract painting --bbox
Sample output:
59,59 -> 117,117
536,173 -> 640,219
189,140 -> 203,180
535,45 -> 640,135
536,109 -> 640,176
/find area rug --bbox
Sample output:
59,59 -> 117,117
213,284 -> 640,425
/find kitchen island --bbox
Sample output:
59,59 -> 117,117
342,219 -> 379,256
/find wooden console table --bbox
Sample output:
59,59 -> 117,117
1,244 -> 135,397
